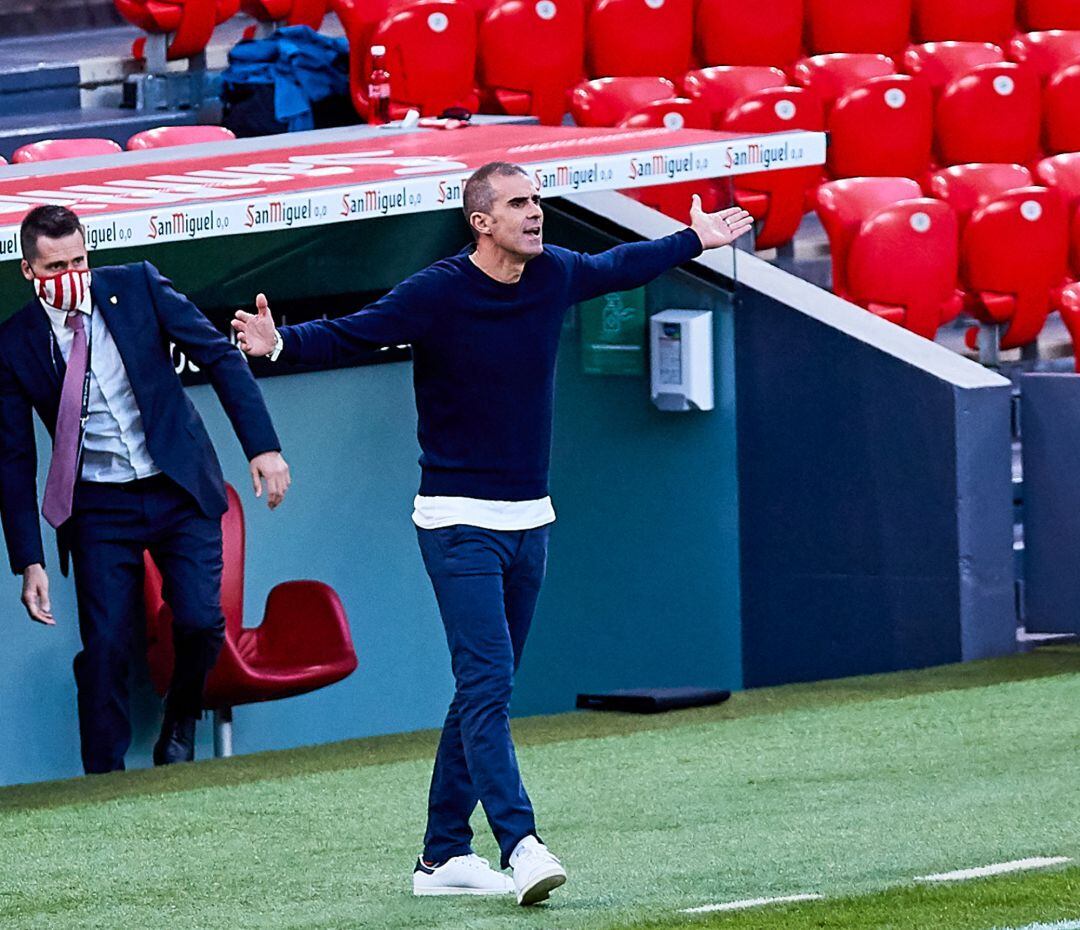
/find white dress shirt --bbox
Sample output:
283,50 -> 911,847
41,295 -> 160,483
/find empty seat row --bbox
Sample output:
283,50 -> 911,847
4,126 -> 237,164
815,156 -> 1080,359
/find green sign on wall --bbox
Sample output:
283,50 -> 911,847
578,287 -> 647,376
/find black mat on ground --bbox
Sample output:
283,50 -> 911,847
575,687 -> 731,714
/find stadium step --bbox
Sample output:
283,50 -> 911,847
0,64 -> 81,118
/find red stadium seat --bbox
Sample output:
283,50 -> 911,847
911,0 -> 1016,46
815,177 -> 924,295
790,53 -> 896,113
615,99 -> 718,223
569,76 -> 676,126
1009,32 -> 1080,153
804,0 -> 912,56
126,125 -> 237,149
847,200 -> 962,338
114,0 -> 217,60
722,86 -> 826,250
586,0 -> 693,81
0,155 -> 7,166
827,75 -> 933,179
1019,0 -> 1080,31
241,0 -> 327,27
478,0 -> 585,125
902,42 -> 1006,94
928,163 -> 1035,224
957,186 -> 1069,349
12,137 -> 123,163
1036,153 -> 1080,269
216,0 -> 240,20
333,0 -> 395,60
144,485 -> 358,736
681,67 -> 787,130
1008,30 -> 1080,76
694,0 -> 804,68
933,63 -> 1042,166
367,0 -> 479,118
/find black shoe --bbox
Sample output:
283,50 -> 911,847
153,715 -> 197,766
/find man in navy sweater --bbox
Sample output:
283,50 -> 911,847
232,162 -> 752,905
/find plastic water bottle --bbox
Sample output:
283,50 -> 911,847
368,45 -> 391,125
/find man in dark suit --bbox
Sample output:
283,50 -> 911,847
0,205 -> 290,775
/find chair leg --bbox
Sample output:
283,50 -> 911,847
978,323 -> 1001,366
213,707 -> 234,758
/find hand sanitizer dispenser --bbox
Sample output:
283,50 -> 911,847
650,309 -> 714,411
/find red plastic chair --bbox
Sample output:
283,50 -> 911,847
1036,152 -> 1080,273
815,177 -> 924,295
114,0 -> 217,60
928,163 -> 1036,225
957,186 -> 1069,349
127,125 -> 237,149
846,200 -> 962,338
911,0 -> 1016,46
722,86 -> 826,250
569,76 -> 676,126
366,0 -> 479,118
827,75 -> 933,180
902,42 -> 1006,94
478,0 -> 585,125
790,53 -> 896,113
1009,31 -> 1080,153
586,0 -> 693,81
611,99 -> 718,224
804,0 -> 912,56
144,485 -> 358,752
12,137 -> 123,163
0,155 -> 7,166
694,0 -> 803,68
1020,0 -> 1080,31
241,0 -> 328,26
681,66 -> 787,130
934,63 -> 1042,166
333,0 -> 395,61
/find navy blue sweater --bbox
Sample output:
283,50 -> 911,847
280,228 -> 703,500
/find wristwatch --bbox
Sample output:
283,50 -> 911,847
269,329 -> 284,362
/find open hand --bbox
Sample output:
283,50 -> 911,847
250,451 -> 291,510
21,563 -> 54,625
232,293 -> 278,357
689,196 -> 755,250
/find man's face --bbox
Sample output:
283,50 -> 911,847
20,231 -> 89,282
475,173 -> 544,259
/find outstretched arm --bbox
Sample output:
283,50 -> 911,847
143,264 -> 290,509
233,271 -> 436,367
571,197 -> 753,303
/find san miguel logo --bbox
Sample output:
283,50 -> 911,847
341,186 -> 408,216
628,152 -> 696,181
436,178 -> 462,205
724,142 -> 791,171
147,210 -> 217,240
533,162 -> 611,191
84,220 -> 134,250
0,231 -> 18,259
245,198 -> 316,228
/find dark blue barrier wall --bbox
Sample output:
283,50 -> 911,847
1019,373 -> 1080,635
733,258 -> 1016,686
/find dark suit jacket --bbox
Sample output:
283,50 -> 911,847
0,262 -> 280,574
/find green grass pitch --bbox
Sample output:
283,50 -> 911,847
2,646 -> 1078,929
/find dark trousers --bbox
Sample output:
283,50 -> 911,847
417,524 -> 550,869
70,474 -> 225,775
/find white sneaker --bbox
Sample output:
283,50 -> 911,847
510,836 -> 567,906
412,854 -> 515,896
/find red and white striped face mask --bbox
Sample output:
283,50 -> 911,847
35,269 -> 92,313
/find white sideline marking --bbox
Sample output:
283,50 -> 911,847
990,920 -> 1080,930
918,857 -> 1072,882
681,893 -> 823,914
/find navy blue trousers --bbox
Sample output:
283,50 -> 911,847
417,524 -> 549,869
70,474 -> 225,775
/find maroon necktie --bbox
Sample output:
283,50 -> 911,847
41,312 -> 88,528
